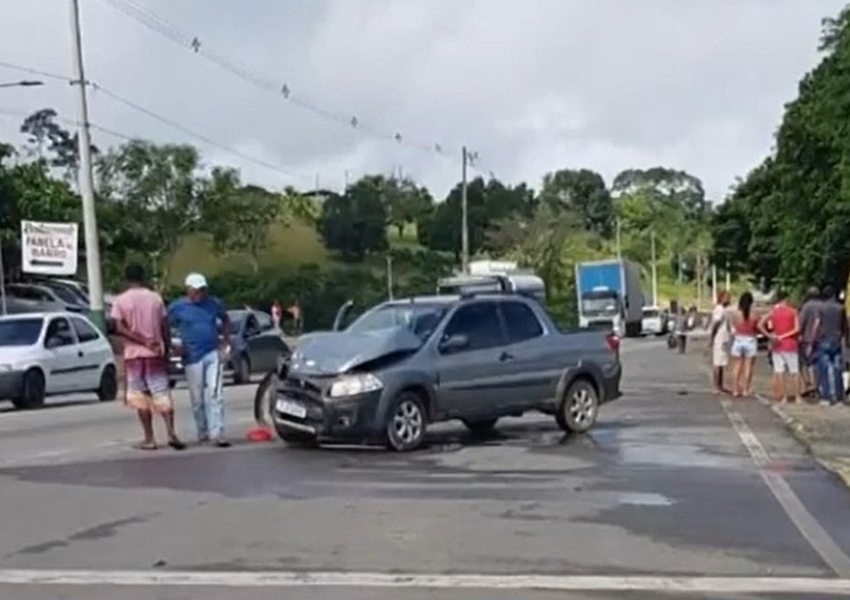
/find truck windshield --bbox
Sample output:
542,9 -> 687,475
581,296 -> 620,317
347,304 -> 448,341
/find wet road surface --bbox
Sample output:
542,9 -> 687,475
1,339 -> 850,599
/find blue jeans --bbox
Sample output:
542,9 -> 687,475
816,341 -> 845,403
185,350 -> 225,439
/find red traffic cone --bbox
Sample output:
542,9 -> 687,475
246,426 -> 273,442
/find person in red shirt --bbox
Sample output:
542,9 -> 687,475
759,289 -> 802,403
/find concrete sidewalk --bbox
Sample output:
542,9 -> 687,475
687,335 -> 850,487
748,351 -> 850,487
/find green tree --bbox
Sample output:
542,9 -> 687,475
612,167 -> 707,223
97,140 -> 202,285
318,175 -> 388,261
200,168 -> 281,273
382,176 -> 433,239
19,108 -> 98,182
539,168 -> 613,236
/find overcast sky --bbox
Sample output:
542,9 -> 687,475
0,0 -> 845,201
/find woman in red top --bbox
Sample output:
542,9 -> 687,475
729,292 -> 759,397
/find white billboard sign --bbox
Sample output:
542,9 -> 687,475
21,220 -> 79,276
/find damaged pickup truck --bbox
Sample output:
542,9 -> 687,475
272,291 -> 622,451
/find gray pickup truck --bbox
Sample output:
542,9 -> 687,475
272,293 -> 622,451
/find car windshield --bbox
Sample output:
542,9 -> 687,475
346,304 -> 448,341
49,285 -> 83,305
643,308 -> 660,318
0,318 -> 43,347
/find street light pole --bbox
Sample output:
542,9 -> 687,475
461,146 -> 469,274
460,147 -> 478,274
615,217 -> 622,261
650,230 -> 657,307
69,0 -> 106,331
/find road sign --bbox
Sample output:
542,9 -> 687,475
21,220 -> 79,275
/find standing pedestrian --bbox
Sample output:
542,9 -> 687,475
271,299 -> 282,331
760,289 -> 802,403
110,263 -> 185,451
730,291 -> 759,398
798,286 -> 821,396
168,273 -> 233,447
812,284 -> 848,405
708,290 -> 732,395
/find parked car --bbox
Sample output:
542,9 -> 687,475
641,306 -> 667,336
168,309 -> 290,385
0,312 -> 118,409
272,292 -> 622,451
5,283 -> 86,313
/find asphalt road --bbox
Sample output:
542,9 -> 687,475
1,338 -> 850,599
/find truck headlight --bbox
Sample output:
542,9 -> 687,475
329,373 -> 383,398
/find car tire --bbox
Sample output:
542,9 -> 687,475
13,368 -> 46,410
556,378 -> 599,434
97,365 -> 118,402
232,353 -> 251,385
462,418 -> 498,437
385,390 -> 427,452
274,424 -> 319,448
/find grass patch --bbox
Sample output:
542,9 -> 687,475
168,219 -> 330,285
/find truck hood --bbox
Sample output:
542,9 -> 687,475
289,327 -> 422,376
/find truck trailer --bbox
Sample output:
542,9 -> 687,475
575,259 -> 644,337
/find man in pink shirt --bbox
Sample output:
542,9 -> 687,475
110,264 -> 185,451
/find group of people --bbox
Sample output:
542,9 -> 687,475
110,264 -> 232,450
708,285 -> 849,405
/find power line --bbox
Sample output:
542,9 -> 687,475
0,60 -> 312,183
96,0 -> 456,157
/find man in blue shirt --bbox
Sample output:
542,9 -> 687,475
168,273 -> 232,446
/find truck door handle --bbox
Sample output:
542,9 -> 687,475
499,352 -> 514,362
78,350 -> 84,357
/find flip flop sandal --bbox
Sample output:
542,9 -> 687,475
133,442 -> 158,451
168,439 -> 186,451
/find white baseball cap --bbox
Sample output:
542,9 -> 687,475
184,272 -> 208,289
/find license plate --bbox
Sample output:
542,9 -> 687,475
276,398 -> 307,419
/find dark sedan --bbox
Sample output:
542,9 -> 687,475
168,309 -> 290,385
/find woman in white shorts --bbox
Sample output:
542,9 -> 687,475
730,292 -> 759,397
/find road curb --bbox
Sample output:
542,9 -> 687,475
756,393 -> 850,489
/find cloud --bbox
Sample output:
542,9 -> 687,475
0,0 -> 845,201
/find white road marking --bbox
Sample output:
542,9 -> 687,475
719,398 -> 850,577
0,570 -> 850,593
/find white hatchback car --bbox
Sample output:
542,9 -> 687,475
641,306 -> 666,336
0,312 -> 117,409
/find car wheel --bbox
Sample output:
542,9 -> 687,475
13,368 -> 46,410
556,378 -> 599,434
232,353 -> 251,385
97,365 -> 118,402
274,424 -> 319,448
385,390 -> 427,452
462,418 -> 498,437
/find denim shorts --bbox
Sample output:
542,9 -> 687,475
730,335 -> 757,358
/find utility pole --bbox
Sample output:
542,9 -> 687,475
0,247 -> 6,316
615,217 -> 622,261
386,254 -> 393,300
650,230 -> 658,307
460,147 -> 477,274
725,258 -> 731,291
69,0 -> 105,331
696,254 -> 702,310
711,263 -> 718,304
